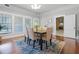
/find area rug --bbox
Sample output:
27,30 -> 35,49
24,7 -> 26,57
15,40 -> 58,54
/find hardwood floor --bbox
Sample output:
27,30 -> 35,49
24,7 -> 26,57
76,39 -> 79,53
63,38 -> 76,54
0,36 -> 79,54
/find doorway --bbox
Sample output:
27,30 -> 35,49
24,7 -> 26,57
56,16 -> 64,36
56,16 -> 64,41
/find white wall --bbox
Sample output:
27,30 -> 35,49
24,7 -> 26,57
64,15 -> 75,38
41,17 -> 48,26
52,16 -> 56,35
40,5 -> 79,38
41,16 -> 53,27
52,15 -> 76,38
40,15 -> 76,38
40,5 -> 78,38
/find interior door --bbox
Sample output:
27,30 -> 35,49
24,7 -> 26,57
64,15 -> 75,38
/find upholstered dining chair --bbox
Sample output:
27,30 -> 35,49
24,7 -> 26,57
52,40 -> 65,54
25,27 -> 30,44
42,27 -> 52,49
28,28 -> 38,48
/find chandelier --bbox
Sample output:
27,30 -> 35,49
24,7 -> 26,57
31,4 -> 41,9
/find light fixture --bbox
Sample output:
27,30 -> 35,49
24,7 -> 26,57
31,4 -> 41,9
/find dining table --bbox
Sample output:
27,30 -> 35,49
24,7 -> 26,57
34,29 -> 46,50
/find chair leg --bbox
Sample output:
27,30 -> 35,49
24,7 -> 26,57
39,39 -> 40,45
43,40 -> 45,43
46,41 -> 48,49
27,37 -> 29,44
24,36 -> 26,42
28,39 -> 31,45
50,39 -> 52,46
36,39 -> 39,43
27,37 -> 31,45
33,40 -> 36,48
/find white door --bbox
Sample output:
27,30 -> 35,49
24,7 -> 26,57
64,15 -> 75,38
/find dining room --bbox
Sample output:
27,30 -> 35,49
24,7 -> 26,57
0,4 -> 79,54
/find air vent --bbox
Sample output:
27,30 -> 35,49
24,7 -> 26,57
4,4 -> 10,7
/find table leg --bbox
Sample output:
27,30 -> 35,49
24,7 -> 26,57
40,39 -> 43,50
33,40 -> 36,48
40,35 -> 43,50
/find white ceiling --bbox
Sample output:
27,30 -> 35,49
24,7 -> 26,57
0,4 -> 79,17
0,4 -> 37,17
41,4 -> 79,16
13,4 -> 69,13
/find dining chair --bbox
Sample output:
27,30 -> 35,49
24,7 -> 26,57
42,27 -> 52,49
48,27 -> 53,45
52,40 -> 65,54
28,28 -> 38,48
24,27 -> 30,45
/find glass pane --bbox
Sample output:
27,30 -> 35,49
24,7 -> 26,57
14,16 -> 23,33
32,18 -> 40,27
0,14 -> 12,34
25,18 -> 32,28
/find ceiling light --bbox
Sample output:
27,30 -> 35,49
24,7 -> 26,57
31,4 -> 41,9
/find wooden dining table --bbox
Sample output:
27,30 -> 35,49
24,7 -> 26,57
34,30 -> 46,50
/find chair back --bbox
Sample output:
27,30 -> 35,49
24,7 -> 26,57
53,41 -> 65,54
46,28 -> 52,41
28,28 -> 35,40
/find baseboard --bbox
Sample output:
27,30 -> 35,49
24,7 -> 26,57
52,34 -> 76,40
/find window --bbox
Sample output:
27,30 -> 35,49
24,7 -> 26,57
25,18 -> 40,28
0,14 -> 12,34
14,16 -> 23,33
32,18 -> 40,27
25,18 -> 32,28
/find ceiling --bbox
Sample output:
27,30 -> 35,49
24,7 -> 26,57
0,4 -> 79,17
13,4 -> 69,13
